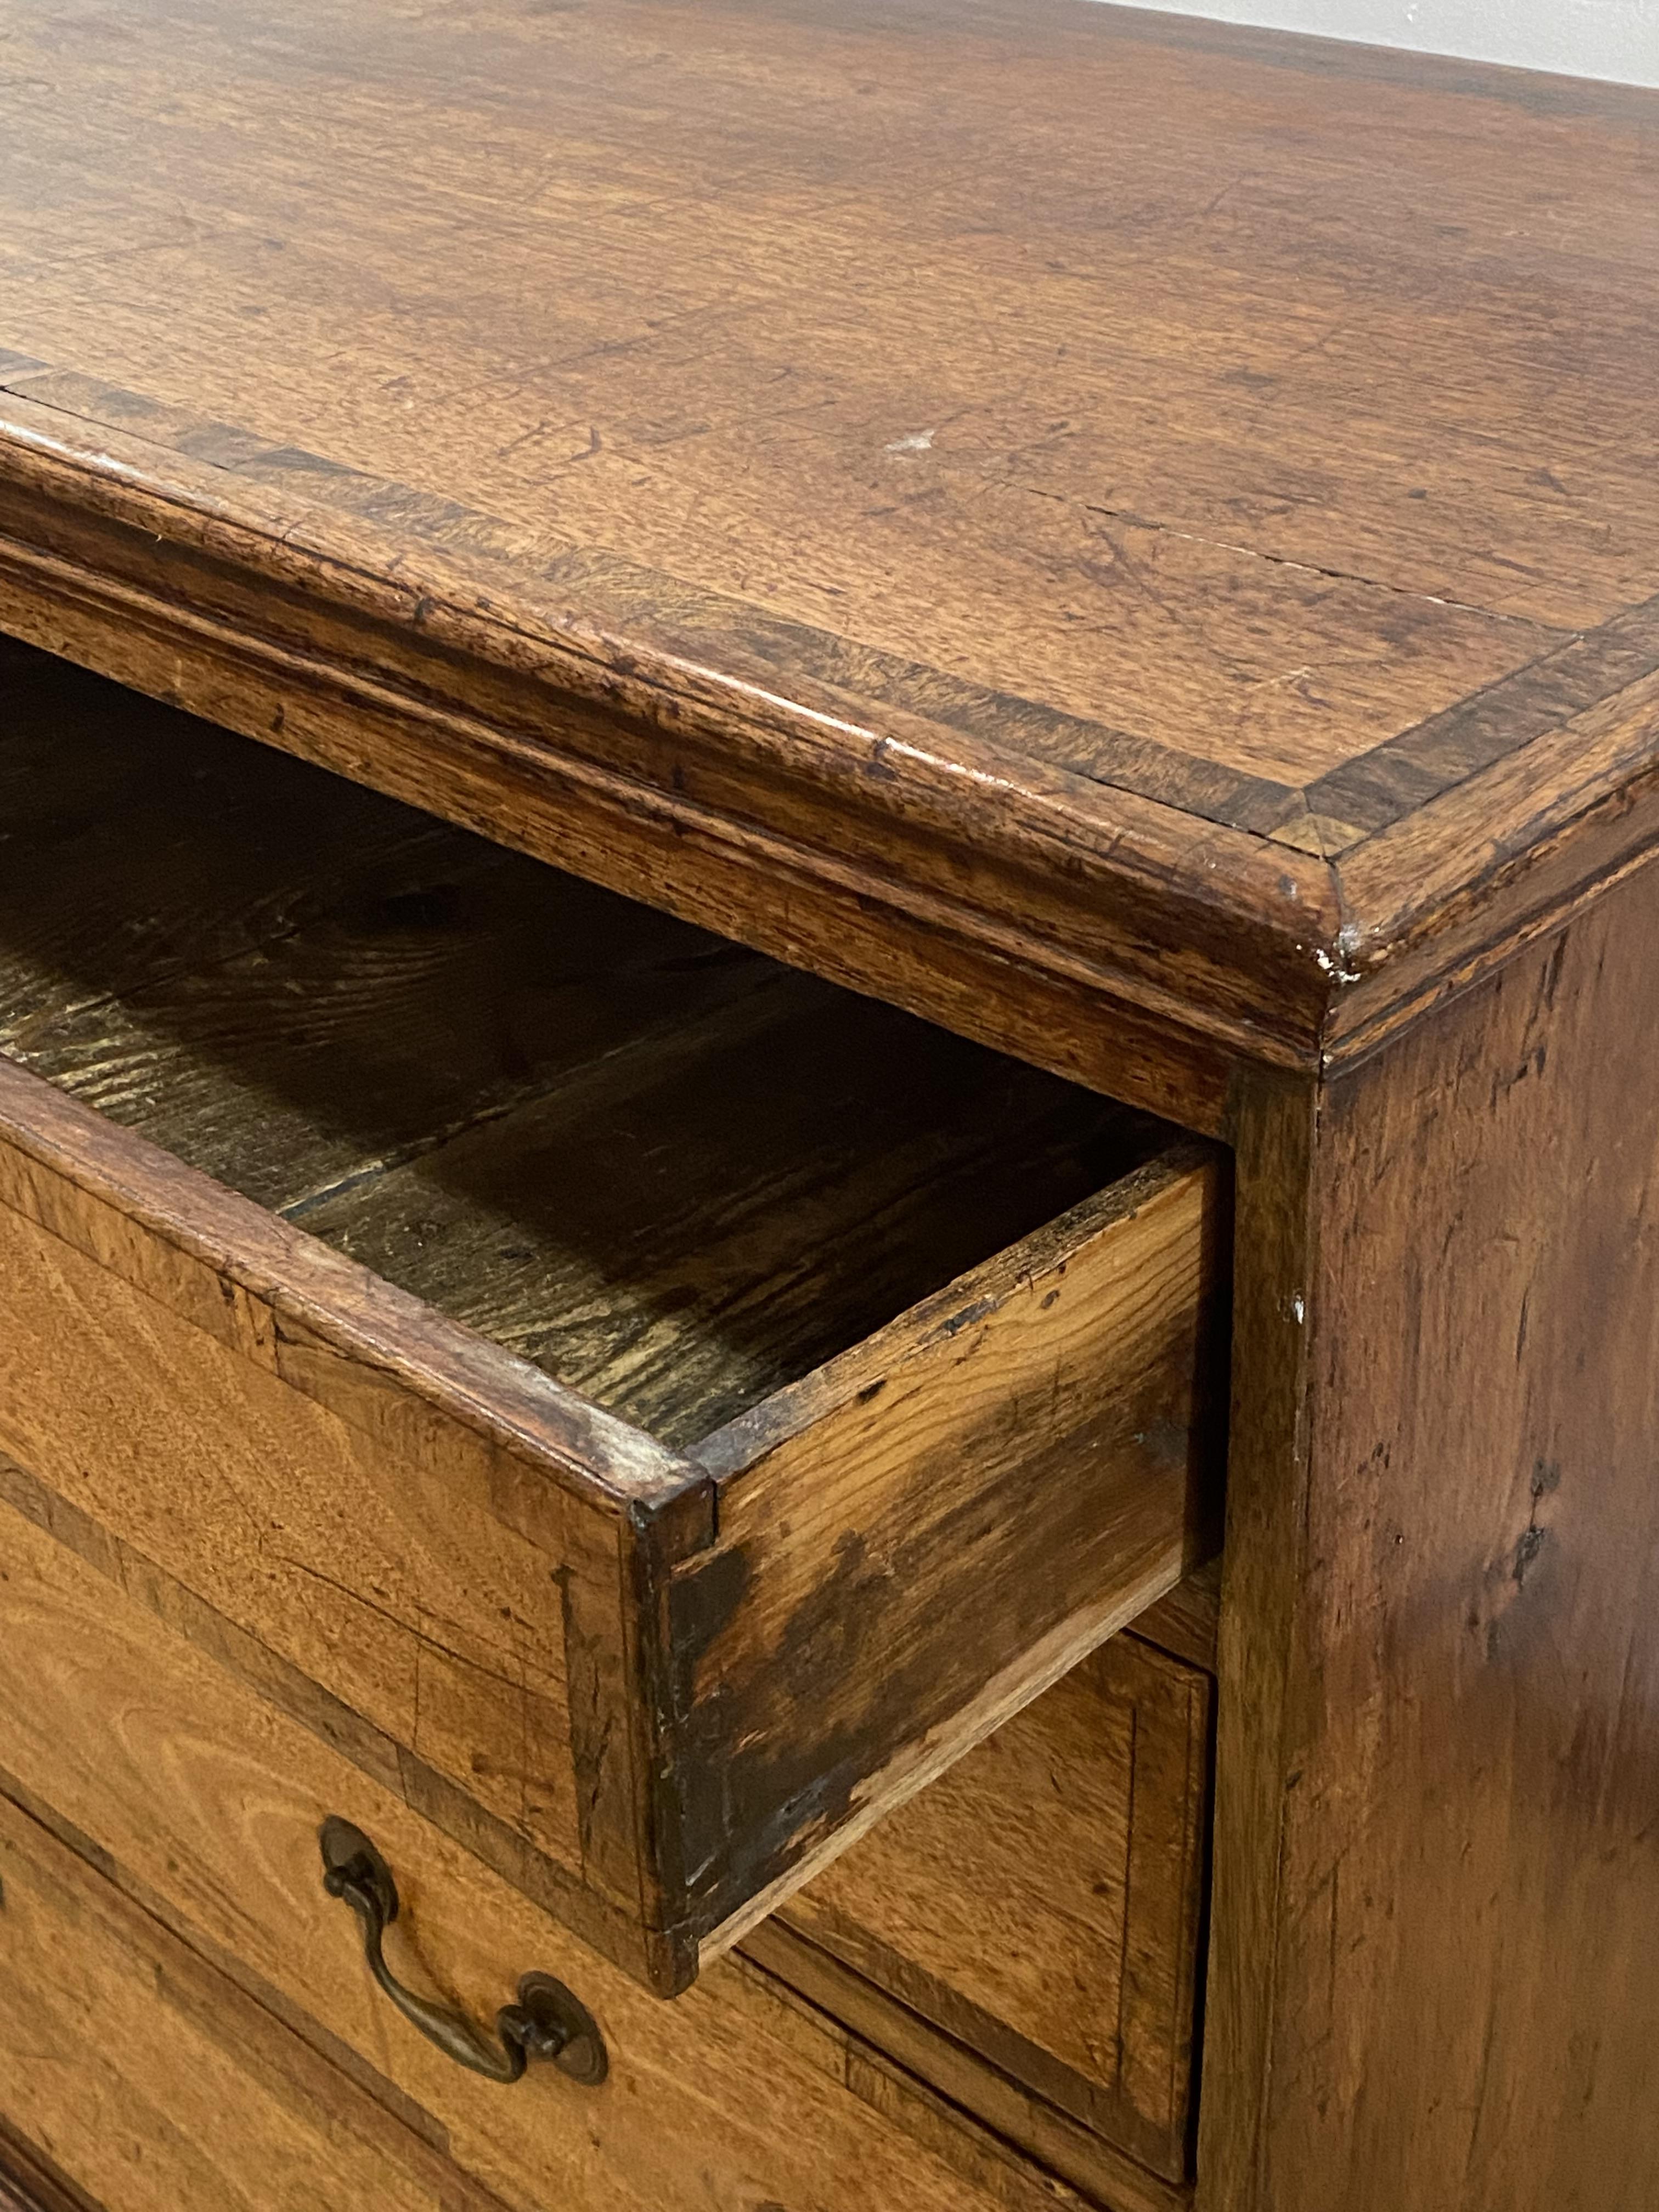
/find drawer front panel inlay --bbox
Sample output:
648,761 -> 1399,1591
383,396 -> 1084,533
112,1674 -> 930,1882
776,1632 -> 1212,2182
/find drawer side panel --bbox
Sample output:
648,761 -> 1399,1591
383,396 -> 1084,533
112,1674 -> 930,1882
676,1152 -> 1226,1954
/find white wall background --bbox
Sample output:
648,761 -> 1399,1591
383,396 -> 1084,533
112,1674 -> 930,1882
1110,1 -> 1659,86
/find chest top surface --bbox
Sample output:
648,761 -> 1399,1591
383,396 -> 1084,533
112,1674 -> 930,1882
1,0 -> 1656,1076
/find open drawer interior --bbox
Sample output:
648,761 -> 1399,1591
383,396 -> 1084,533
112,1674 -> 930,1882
2,643 -> 1174,1444
0,639 -> 1227,1990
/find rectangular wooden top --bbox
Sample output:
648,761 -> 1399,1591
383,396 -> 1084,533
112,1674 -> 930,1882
1,0 -> 1655,1118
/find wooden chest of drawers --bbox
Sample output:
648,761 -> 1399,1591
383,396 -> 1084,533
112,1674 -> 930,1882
3,4 -> 1659,2209
0,648 -> 1222,2211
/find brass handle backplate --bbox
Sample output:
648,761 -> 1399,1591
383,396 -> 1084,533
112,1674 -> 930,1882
318,1816 -> 607,2087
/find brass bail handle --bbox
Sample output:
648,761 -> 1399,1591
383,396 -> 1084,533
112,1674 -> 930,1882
318,1816 -> 607,2087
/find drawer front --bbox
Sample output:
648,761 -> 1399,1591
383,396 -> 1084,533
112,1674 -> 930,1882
0,1476 -> 1101,2212
0,1792 -> 507,2212
758,1633 -> 1212,2188
0,1051 -> 1220,1991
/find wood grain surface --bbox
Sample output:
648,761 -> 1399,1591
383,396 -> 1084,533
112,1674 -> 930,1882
0,1792 -> 516,2212
0,644 -> 1222,1994
683,1149 -> 1224,1957
0,1489 -> 1098,2212
0,2 -> 1655,1084
0,1059 -> 1218,1985
0,642 -> 1153,1444
1130,1558 -> 1222,1677
0,2125 -> 98,2212
776,1632 -> 1212,2183
744,1921 -> 1194,2212
1201,861 -> 1659,2210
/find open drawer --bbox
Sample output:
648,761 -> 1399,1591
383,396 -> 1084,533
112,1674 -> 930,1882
0,642 -> 1227,1994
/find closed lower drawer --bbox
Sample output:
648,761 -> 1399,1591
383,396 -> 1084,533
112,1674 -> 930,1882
749,1622 -> 1214,2203
0,642 -> 1225,1992
0,1787 -> 511,2212
0,1476 -> 1110,2212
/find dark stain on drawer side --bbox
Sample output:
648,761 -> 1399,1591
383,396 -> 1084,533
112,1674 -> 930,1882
660,1153 -> 1226,1948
